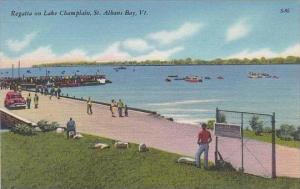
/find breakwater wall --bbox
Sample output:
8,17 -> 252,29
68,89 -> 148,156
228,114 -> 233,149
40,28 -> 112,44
0,108 -> 36,128
23,89 -> 159,115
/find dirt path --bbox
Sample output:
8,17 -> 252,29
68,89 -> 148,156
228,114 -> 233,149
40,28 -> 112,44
1,90 -> 299,178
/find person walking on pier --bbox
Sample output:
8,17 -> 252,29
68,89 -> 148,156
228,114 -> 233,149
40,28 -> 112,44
34,93 -> 39,109
124,104 -> 129,117
54,86 -> 58,97
87,97 -> 93,115
26,93 -> 31,109
195,123 -> 212,169
57,86 -> 61,99
66,118 -> 76,139
110,99 -> 117,117
50,87 -> 55,100
117,99 -> 124,117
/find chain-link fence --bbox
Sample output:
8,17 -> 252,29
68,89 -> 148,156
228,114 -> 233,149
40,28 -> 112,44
215,108 -> 276,178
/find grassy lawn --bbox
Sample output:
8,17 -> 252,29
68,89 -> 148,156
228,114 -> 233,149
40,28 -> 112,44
1,132 -> 300,189
244,130 -> 300,148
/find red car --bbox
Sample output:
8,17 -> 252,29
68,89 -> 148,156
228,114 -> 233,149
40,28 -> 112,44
4,91 -> 27,109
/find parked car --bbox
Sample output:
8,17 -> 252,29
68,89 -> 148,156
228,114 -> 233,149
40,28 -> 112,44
4,91 -> 26,109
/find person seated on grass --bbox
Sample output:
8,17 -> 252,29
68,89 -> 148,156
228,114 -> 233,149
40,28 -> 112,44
66,118 -> 76,139
195,123 -> 212,169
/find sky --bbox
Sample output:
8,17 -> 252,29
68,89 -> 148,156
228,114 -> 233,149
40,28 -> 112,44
0,0 -> 299,68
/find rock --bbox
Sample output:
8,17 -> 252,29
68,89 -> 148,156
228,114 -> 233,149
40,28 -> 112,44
34,127 -> 42,132
73,133 -> 83,139
177,157 -> 196,165
114,141 -> 129,149
94,143 -> 110,150
56,128 -> 64,134
139,143 -> 148,152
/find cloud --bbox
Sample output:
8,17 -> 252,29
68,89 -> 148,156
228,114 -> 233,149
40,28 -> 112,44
0,46 -> 90,68
1,22 -> 194,68
226,19 -> 250,42
0,43 -> 184,68
122,38 -> 153,52
148,22 -> 203,45
6,32 -> 37,52
134,46 -> 184,61
227,43 -> 300,59
93,42 -> 131,62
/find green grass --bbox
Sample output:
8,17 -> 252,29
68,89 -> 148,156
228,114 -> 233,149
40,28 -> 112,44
1,132 -> 299,189
244,130 -> 300,148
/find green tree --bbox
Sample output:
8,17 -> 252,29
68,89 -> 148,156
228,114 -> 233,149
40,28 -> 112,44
249,115 -> 263,135
207,120 -> 215,130
278,124 -> 296,140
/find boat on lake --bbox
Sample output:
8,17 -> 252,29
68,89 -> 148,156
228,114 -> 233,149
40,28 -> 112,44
113,66 -> 127,71
217,76 -> 224,79
185,76 -> 202,83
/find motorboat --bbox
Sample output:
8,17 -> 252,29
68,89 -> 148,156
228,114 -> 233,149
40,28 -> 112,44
217,76 -> 224,79
185,76 -> 202,83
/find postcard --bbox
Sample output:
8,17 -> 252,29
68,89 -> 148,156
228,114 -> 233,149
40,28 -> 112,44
0,0 -> 299,188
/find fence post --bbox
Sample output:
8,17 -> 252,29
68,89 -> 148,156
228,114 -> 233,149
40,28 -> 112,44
272,112 -> 276,178
241,113 -> 244,173
215,108 -> 219,165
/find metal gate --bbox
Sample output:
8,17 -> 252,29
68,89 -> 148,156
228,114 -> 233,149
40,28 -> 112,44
215,108 -> 276,178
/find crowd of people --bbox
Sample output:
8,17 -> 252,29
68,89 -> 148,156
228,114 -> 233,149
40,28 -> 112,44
110,99 -> 128,117
35,85 -> 61,99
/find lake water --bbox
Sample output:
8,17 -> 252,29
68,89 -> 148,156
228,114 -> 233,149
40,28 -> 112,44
1,64 -> 299,127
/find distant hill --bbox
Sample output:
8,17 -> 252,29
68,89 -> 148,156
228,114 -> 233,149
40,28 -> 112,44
32,56 -> 300,67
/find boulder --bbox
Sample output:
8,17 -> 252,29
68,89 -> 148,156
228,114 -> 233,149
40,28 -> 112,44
139,143 -> 148,152
34,127 -> 42,132
94,143 -> 110,150
73,133 -> 83,139
56,128 -> 64,134
114,141 -> 129,149
177,157 -> 196,165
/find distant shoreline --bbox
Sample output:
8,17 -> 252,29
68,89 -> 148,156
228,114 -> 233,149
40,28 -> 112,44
31,63 -> 300,68
30,56 -> 300,68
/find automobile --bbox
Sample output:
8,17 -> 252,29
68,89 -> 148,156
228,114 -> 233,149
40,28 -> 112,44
4,91 -> 27,109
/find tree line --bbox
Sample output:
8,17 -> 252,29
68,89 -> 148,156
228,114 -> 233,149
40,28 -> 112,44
32,56 -> 300,67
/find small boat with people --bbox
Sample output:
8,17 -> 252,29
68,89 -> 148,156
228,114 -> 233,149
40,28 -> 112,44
174,78 -> 185,80
167,75 -> 178,78
184,76 -> 203,83
113,66 -> 127,71
204,76 -> 211,80
248,72 -> 277,79
217,76 -> 224,80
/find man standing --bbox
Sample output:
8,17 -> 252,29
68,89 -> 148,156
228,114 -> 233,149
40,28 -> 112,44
66,118 -> 76,139
34,93 -> 39,109
26,93 -> 31,109
57,86 -> 61,99
195,123 -> 212,169
110,99 -> 116,117
117,99 -> 124,117
87,97 -> 93,115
